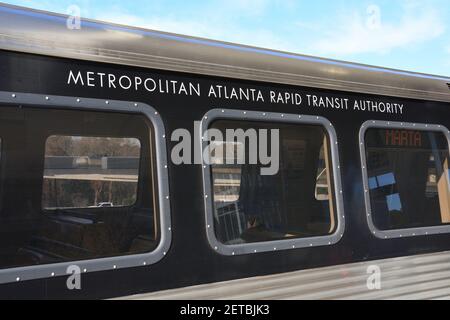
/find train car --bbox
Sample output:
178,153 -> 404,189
0,3 -> 449,300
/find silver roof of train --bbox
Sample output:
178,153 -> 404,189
0,3 -> 449,102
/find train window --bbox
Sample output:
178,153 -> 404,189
202,110 -> 345,255
361,121 -> 450,238
0,105 -> 160,271
43,136 -> 141,210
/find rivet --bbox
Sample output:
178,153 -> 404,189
105,101 -> 109,104
292,245 -> 296,249
83,269 -> 87,273
316,116 -> 319,120
205,195 -> 208,199
155,112 -> 158,115
243,112 -> 247,115
165,196 -> 169,200
134,103 -> 138,107
274,248 -> 277,251
51,272 -> 55,277
11,94 -> 16,98
168,227 -> 171,231
281,114 -> 284,117
163,252 -> 166,256
76,98 -> 81,102
221,110 -> 225,113
162,135 -> 166,138
207,225 -> 211,228
263,113 -> 266,116
204,116 -> 208,120
113,265 -> 117,269
143,262 -> 147,266
215,247 -> 218,250
254,250 -> 257,253
232,252 -> 235,255
164,165 -> 168,169
45,96 -> 49,100
16,277 -> 20,282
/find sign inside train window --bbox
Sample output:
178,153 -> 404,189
384,130 -> 422,148
367,128 -> 448,151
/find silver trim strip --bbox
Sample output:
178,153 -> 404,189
200,109 -> 345,255
359,120 -> 450,239
0,91 -> 172,284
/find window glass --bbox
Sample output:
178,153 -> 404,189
365,128 -> 450,230
210,120 -> 337,245
43,136 -> 141,209
0,106 -> 158,269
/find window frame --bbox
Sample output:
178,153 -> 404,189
359,120 -> 450,240
200,109 -> 346,256
0,91 -> 172,284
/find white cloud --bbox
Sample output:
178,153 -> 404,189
309,7 -> 445,56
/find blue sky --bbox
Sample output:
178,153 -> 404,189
2,0 -> 450,76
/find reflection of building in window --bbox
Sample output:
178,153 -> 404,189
315,145 -> 332,201
365,129 -> 450,230
210,120 -> 337,245
42,136 -> 141,209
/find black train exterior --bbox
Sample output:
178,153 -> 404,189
0,5 -> 449,300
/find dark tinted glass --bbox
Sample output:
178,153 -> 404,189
365,128 -> 450,230
0,106 -> 158,269
210,120 -> 337,245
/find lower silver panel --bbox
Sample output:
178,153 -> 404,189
121,251 -> 450,300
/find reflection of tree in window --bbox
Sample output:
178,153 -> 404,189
43,136 -> 141,209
